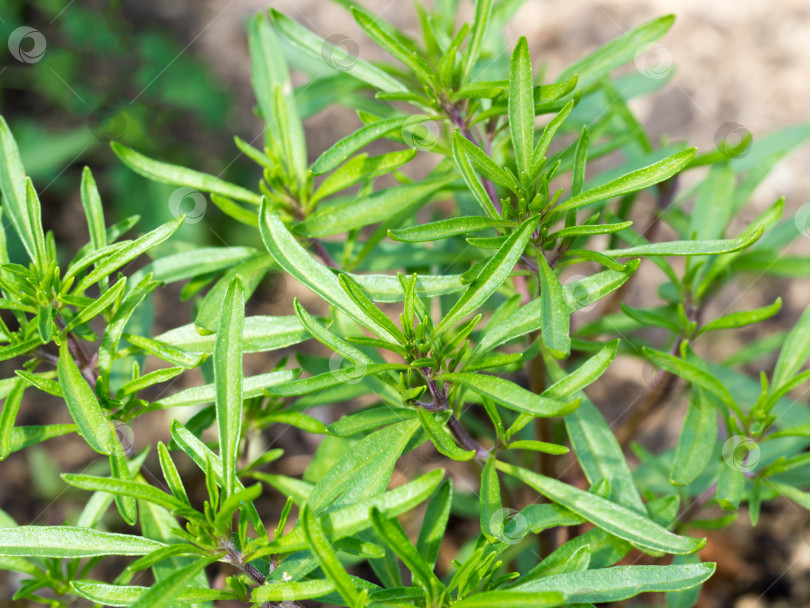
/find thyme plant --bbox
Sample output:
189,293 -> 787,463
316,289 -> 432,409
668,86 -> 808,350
1,2 -> 810,607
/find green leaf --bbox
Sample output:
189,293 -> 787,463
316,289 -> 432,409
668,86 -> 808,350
111,142 -> 260,205
301,504 -> 362,608
66,277 -> 127,331
129,556 -> 220,608
642,347 -> 738,415
389,216 -> 514,242
451,129 -> 499,218
453,131 -> 521,191
306,418 -> 420,514
557,15 -> 675,90
80,167 -> 107,251
123,333 -> 205,369
509,37 -> 534,180
157,442 -> 189,505
554,149 -> 695,214
418,409 -> 476,461
311,116 -> 409,175
497,461 -> 706,554
62,474 -> 189,514
435,215 -> 540,334
328,405 -> 416,437
351,7 -> 434,83
298,173 -> 455,237
697,298 -> 781,336
369,507 -> 445,602
132,246 -> 257,285
437,372 -> 577,418
265,363 -> 407,397
73,215 -> 185,294
349,273 -> 465,303
154,370 -> 298,408
313,149 -> 416,203
71,581 -> 233,606
269,9 -> 406,93
506,440 -> 569,455
0,525 -> 164,557
264,469 -> 444,554
23,178 -> 47,269
513,563 -> 716,603
771,303 -> 810,391
563,399 -> 646,514
260,204 -> 399,343
462,0 -> 494,80
602,226 -> 763,258
480,456 -> 502,541
0,116 -> 40,265
416,479 -> 452,569
532,100 -> 575,174
57,340 -> 114,455
215,277 -> 245,498
670,388 -> 718,487
0,380 -> 25,460
7,424 -> 75,454
690,162 -> 734,241
716,463 -> 744,511
117,366 -> 184,397
339,274 -> 406,343
453,591 -> 564,608
547,220 -> 632,242
156,315 -> 317,355
537,252 -> 570,358
253,578 -> 336,602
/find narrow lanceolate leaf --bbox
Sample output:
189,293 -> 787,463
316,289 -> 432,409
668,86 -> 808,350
690,162 -> 735,242
0,380 -> 24,459
554,148 -> 696,214
602,226 -> 763,258
435,215 -> 540,334
313,149 -> 416,202
537,253 -> 570,359
71,581 -> 234,607
57,341 -> 114,455
698,298 -> 782,336
24,178 -> 47,269
532,100 -> 575,173
509,37 -> 534,180
556,15 -> 676,90
389,216 -> 514,242
73,215 -> 185,294
370,508 -> 445,604
497,461 -> 706,555
62,474 -> 189,513
0,116 -> 38,264
417,409 -> 476,462
155,370 -> 295,408
306,418 -> 420,514
80,167 -> 106,251
451,129 -> 499,218
311,116 -> 409,174
111,142 -> 260,205
269,10 -> 406,93
301,505 -> 362,608
480,456 -> 502,542
155,315 -> 318,354
670,388 -> 718,487
543,341 -> 618,400
253,579 -> 336,602
453,591 -> 564,608
642,347 -> 737,414
298,173 -> 455,237
771,303 -> 810,392
463,0 -> 494,79
513,563 -> 716,603
129,556 -> 220,608
132,246 -> 257,285
563,399 -> 646,514
0,526 -> 164,557
416,479 -> 452,569
437,373 -> 577,418
259,203 -> 398,343
215,277 -> 245,498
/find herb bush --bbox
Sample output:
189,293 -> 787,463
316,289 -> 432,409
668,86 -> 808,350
1,2 -> 809,606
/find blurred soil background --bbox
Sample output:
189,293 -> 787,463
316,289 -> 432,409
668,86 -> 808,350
1,1 -> 810,606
